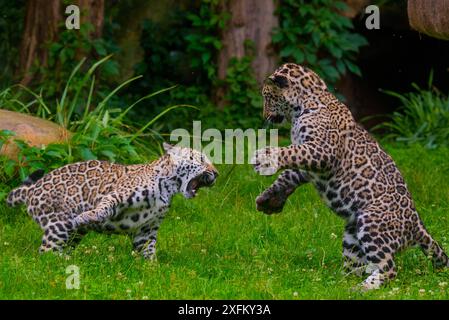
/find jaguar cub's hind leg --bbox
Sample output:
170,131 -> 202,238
73,193 -> 122,227
415,224 -> 449,268
342,222 -> 367,276
39,213 -> 76,253
67,230 -> 87,249
132,223 -> 159,260
356,211 -> 398,290
40,226 -> 70,253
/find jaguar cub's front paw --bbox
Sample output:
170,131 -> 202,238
256,185 -> 294,214
251,147 -> 281,176
72,210 -> 97,228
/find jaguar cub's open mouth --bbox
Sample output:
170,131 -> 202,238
186,171 -> 217,198
267,114 -> 285,124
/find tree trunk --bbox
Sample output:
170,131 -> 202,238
17,0 -> 105,86
340,0 -> 369,18
78,0 -> 104,39
217,0 -> 278,85
18,0 -> 62,86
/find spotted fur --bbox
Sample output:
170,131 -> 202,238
7,143 -> 218,259
252,63 -> 448,289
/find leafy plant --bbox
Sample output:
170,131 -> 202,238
0,130 -> 68,181
134,2 -> 261,132
185,0 -> 228,83
220,54 -> 263,129
184,4 -> 262,130
0,57 -> 194,192
130,15 -> 203,131
273,0 -> 368,86
374,73 -> 449,149
38,22 -> 120,99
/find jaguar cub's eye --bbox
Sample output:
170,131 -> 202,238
272,75 -> 289,89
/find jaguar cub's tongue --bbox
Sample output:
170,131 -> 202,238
186,172 -> 215,198
189,179 -> 199,196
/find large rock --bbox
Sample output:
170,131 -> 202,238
0,109 -> 70,159
408,0 -> 449,40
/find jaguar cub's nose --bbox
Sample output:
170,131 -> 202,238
205,168 -> 218,184
206,165 -> 218,179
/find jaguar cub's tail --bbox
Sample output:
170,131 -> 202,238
6,169 -> 45,207
6,186 -> 28,207
417,226 -> 449,268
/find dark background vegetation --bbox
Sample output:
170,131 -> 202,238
0,0 -> 449,178
1,0 -> 447,131
0,0 -> 448,182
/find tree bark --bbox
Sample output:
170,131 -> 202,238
17,0 -> 105,86
18,0 -> 62,86
217,0 -> 278,85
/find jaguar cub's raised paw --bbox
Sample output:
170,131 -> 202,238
256,187 -> 293,214
251,147 -> 281,176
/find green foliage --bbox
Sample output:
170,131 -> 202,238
131,15 -> 204,131
0,130 -> 69,183
185,0 -> 228,83
134,2 -> 261,131
130,10 -> 206,131
273,0 -> 368,86
135,18 -> 187,89
132,1 -> 277,131
135,1 -> 226,90
0,0 -> 25,88
0,57 -> 190,193
184,2 -> 264,130
220,55 -> 263,129
375,74 -> 449,149
39,22 -> 120,99
0,1 -> 119,98
197,39 -> 263,130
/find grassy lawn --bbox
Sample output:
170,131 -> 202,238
0,143 -> 448,299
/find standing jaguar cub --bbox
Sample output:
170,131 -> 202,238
7,143 -> 218,259
252,63 -> 448,289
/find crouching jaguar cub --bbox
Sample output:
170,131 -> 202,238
252,63 -> 448,290
7,143 -> 218,259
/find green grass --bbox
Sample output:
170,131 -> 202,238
0,143 -> 448,299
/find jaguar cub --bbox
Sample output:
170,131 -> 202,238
252,63 -> 448,289
7,143 -> 218,259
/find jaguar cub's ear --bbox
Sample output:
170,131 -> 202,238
269,75 -> 289,89
163,142 -> 174,153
